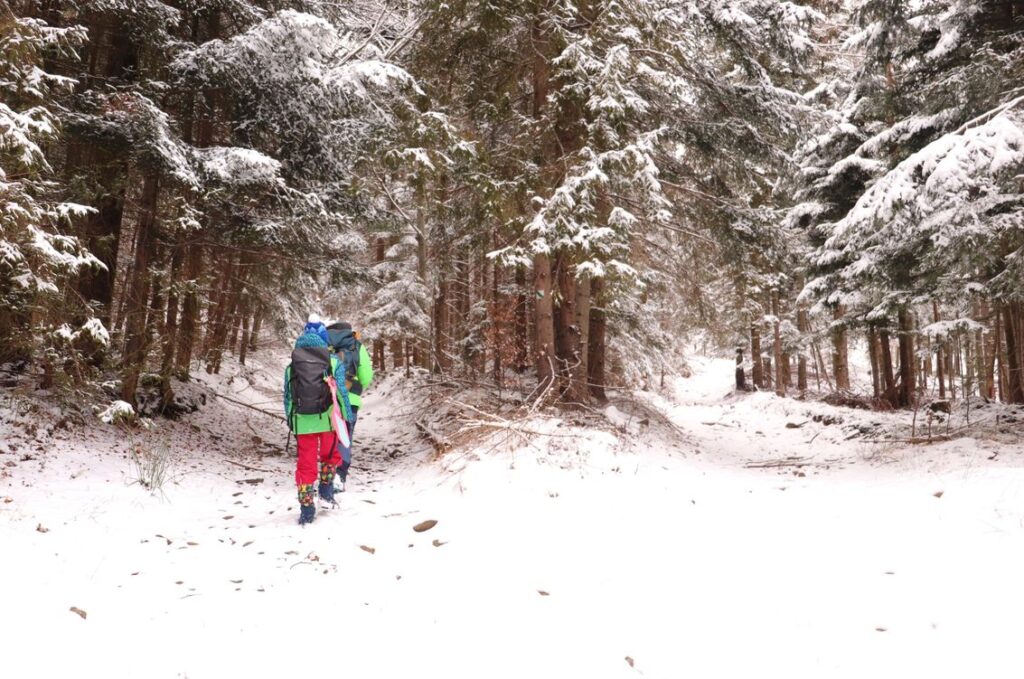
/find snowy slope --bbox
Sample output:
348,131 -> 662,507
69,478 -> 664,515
2,356 -> 1023,678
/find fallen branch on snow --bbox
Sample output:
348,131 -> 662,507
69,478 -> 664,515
415,416 -> 451,455
223,458 -> 277,474
744,456 -> 814,469
200,386 -> 285,422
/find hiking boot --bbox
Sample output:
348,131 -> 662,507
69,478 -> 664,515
297,483 -> 316,525
318,481 -> 336,505
333,475 -> 346,493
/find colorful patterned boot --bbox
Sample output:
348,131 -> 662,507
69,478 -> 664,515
297,484 -> 316,525
318,463 -> 337,506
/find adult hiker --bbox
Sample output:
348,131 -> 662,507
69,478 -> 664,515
283,319 -> 354,525
325,321 -> 373,492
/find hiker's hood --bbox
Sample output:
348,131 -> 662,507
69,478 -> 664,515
326,323 -> 357,351
294,330 -> 328,350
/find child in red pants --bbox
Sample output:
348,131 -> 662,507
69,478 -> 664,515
284,318 -> 353,525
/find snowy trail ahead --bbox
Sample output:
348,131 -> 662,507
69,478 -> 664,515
2,358 -> 1024,678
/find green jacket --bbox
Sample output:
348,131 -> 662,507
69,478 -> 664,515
348,344 -> 374,409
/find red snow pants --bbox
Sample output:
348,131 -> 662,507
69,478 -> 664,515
295,431 -> 339,487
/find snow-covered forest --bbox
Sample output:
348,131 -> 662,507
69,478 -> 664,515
3,0 -> 1021,406
4,1 -> 1024,677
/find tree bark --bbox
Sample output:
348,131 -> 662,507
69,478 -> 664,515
434,273 -> 450,372
879,327 -> 897,403
249,304 -> 264,354
588,276 -> 607,402
563,270 -> 591,404
735,347 -> 747,391
159,242 -> 183,411
514,264 -> 530,373
1003,303 -> 1024,403
772,290 -> 785,397
751,323 -> 764,389
173,244 -> 202,377
897,307 -> 916,408
119,174 -> 160,406
933,302 -> 946,400
797,304 -> 809,394
534,252 -> 556,392
238,295 -> 251,366
832,305 -> 850,391
868,326 -> 881,399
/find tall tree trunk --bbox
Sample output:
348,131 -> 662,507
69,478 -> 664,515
797,302 -> 809,394
588,276 -> 607,402
553,252 -> 586,402
204,252 -> 241,374
563,270 -> 591,404
491,252 -> 502,387
159,242 -> 183,411
434,273 -> 450,373
771,290 -> 785,397
249,304 -> 264,354
832,305 -> 850,391
751,323 -> 764,389
1003,303 -> 1024,403
879,327 -> 896,404
174,244 -> 202,377
984,302 -> 997,400
119,174 -> 160,406
735,347 -> 747,391
530,11 -> 555,395
238,295 -> 252,366
933,302 -> 946,399
416,200 -> 431,369
868,326 -> 881,399
974,300 -> 989,399
534,252 -> 555,393
514,264 -> 530,373
897,307 -> 916,408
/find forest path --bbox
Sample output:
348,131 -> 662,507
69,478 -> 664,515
2,356 -> 1024,678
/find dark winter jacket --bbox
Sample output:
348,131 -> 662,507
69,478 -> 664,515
326,322 -> 374,408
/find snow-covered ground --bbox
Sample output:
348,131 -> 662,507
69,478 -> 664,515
2,356 -> 1024,678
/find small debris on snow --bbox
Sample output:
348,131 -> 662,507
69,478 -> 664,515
69,606 -> 87,620
933,491 -> 944,498
360,545 -> 376,555
537,590 -> 550,597
413,519 -> 438,532
36,524 -> 48,533
432,539 -> 446,547
625,656 -> 635,668
875,627 -> 887,632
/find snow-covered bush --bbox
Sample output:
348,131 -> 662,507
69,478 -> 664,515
99,400 -> 137,426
